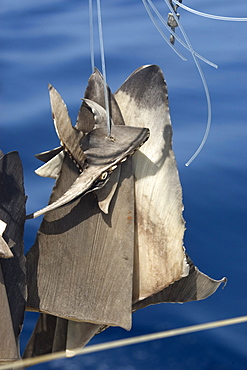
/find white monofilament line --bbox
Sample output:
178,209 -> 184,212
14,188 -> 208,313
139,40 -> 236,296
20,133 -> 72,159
145,0 -> 246,165
163,0 -> 212,166
144,0 -> 217,68
142,0 -> 216,165
142,0 -> 187,61
168,0 -> 247,164
88,0 -> 111,136
172,0 -> 247,21
96,0 -> 111,136
0,316 -> 246,369
89,0 -> 94,72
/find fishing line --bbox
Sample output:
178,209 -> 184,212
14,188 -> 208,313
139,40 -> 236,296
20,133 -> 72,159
96,0 -> 111,136
1,316 -> 246,370
145,0 -> 217,68
142,0 -> 187,61
172,1 -> 247,21
163,0 -> 212,166
89,0 -> 95,72
168,0 -> 247,165
88,0 -> 111,135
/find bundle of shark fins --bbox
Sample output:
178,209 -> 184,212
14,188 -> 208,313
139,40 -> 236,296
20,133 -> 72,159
0,65 -> 226,363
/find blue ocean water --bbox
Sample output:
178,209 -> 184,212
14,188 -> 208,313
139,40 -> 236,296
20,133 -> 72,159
1,1 -> 247,369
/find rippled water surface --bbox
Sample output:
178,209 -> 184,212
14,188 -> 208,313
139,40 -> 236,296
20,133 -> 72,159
1,1 -> 247,369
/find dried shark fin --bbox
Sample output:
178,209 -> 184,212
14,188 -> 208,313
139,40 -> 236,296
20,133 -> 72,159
35,146 -> 63,163
23,314 -> 58,358
34,146 -> 65,179
23,313 -> 102,357
77,68 -> 125,132
25,257 -> 226,357
35,151 -> 65,179
25,72 -> 138,354
66,321 -> 102,352
33,67 -> 128,198
23,314 -> 99,358
0,268 -> 19,361
34,68 -> 122,180
0,151 -> 26,362
28,81 -> 149,219
26,155 -> 135,331
28,123 -> 149,219
25,70 -> 142,357
51,317 -> 68,352
133,254 -> 227,311
115,64 -> 225,305
83,98 -> 114,128
115,64 -> 189,302
48,84 -> 86,168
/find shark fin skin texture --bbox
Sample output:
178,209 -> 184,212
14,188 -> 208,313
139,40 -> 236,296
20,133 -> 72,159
48,84 -> 86,168
23,313 -> 102,357
26,155 -> 135,331
0,151 -> 26,363
115,65 -> 189,302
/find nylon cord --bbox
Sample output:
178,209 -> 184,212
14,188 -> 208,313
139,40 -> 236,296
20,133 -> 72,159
0,316 -> 246,369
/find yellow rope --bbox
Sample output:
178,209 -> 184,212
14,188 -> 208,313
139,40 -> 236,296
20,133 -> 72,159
0,316 -> 246,369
